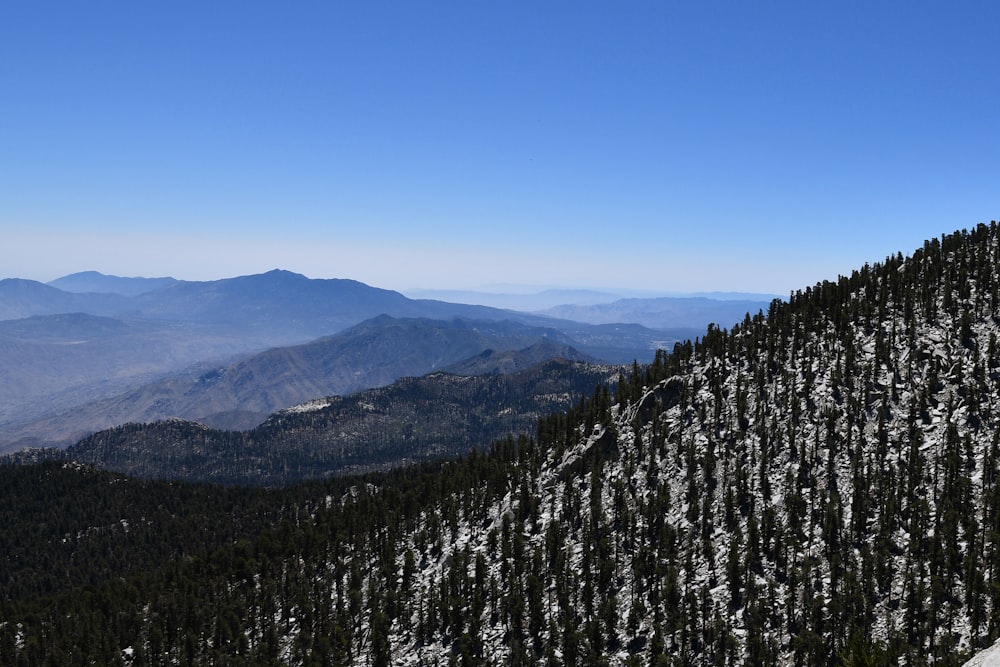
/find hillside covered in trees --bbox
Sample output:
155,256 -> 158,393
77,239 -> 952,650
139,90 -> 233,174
4,222 -> 1000,665
7,357 -> 617,486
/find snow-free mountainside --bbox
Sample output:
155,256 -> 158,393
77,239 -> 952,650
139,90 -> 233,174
9,355 -> 618,486
0,271 -> 715,452
3,222 -> 1000,665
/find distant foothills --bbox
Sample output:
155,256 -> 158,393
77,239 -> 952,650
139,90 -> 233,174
0,269 -> 772,454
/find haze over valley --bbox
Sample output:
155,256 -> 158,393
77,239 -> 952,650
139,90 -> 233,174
0,270 -> 767,453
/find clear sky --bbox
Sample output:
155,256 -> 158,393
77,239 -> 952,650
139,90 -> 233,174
2,1 -> 997,295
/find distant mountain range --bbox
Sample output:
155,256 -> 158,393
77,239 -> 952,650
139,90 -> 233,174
537,295 -> 775,329
3,269 -> 498,339
404,287 -> 632,311
406,286 -> 778,313
0,317 -> 596,448
0,269 -> 762,452
11,356 -> 615,485
0,278 -> 129,321
47,270 -> 179,296
0,313 -> 258,431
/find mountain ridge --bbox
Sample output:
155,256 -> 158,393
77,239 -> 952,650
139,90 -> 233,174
537,295 -> 776,329
0,272 -> 692,451
10,356 -> 618,485
0,316 -> 597,450
47,270 -> 179,296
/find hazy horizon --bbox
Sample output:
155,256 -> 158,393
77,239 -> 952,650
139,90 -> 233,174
17,267 -> 781,305
3,3 -> 998,294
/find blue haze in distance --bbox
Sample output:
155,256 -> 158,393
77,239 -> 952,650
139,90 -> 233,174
1,2 -> 997,296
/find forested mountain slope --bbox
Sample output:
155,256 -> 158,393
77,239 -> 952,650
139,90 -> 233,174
29,356 -> 616,485
4,223 -> 1000,665
0,317 -> 602,451
333,222 -> 1000,665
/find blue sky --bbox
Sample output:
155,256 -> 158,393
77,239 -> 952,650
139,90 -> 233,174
2,1 -> 997,295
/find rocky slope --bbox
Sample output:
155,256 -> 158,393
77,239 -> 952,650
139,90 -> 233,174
308,222 -> 1000,665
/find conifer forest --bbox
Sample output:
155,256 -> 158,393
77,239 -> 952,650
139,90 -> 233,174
6,223 -> 1000,665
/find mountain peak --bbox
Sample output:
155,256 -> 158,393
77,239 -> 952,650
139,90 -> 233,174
255,268 -> 307,279
48,271 -> 178,296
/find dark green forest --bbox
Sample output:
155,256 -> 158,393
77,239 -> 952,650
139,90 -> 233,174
8,357 -> 615,486
5,223 -> 1000,665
